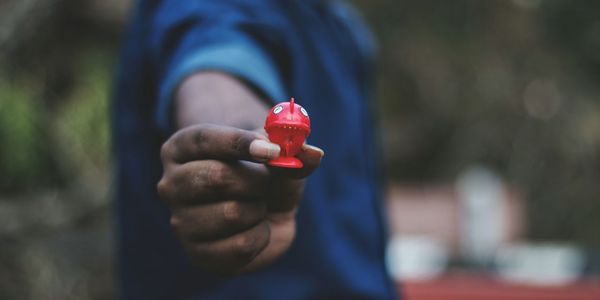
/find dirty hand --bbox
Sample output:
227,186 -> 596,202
157,124 -> 323,275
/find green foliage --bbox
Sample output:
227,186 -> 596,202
53,53 -> 111,177
0,78 -> 46,190
0,51 -> 112,192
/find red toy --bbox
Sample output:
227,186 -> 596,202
264,97 -> 311,168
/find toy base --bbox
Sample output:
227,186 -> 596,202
268,157 -> 303,169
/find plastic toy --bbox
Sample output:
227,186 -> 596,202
264,97 -> 311,168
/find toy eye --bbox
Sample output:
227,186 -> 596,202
273,106 -> 283,114
300,107 -> 309,117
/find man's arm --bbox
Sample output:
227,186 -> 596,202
175,71 -> 270,130
157,71 -> 324,275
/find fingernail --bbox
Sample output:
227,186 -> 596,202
249,139 -> 280,160
302,144 -> 325,157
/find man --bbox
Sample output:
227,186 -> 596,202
113,0 -> 396,298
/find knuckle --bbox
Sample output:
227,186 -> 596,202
231,134 -> 246,156
160,142 -> 172,162
223,202 -> 243,223
156,178 -> 171,200
205,161 -> 229,190
233,234 -> 258,259
169,215 -> 182,231
192,125 -> 210,150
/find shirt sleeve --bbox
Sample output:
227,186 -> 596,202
149,2 -> 287,134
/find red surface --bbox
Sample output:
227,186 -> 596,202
264,97 -> 310,168
401,273 -> 600,300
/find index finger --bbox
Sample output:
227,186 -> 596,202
267,144 -> 324,179
161,124 -> 280,164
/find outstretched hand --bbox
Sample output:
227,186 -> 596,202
157,124 -> 323,275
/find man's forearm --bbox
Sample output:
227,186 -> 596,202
175,71 -> 270,130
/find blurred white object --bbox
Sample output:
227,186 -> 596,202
386,235 -> 448,281
457,166 -> 506,264
495,243 -> 585,286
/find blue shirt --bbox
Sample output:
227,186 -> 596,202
113,0 -> 396,299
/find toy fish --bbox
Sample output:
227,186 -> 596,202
264,97 -> 311,168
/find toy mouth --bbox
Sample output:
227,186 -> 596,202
270,124 -> 305,130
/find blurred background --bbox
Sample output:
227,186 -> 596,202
0,0 -> 599,299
